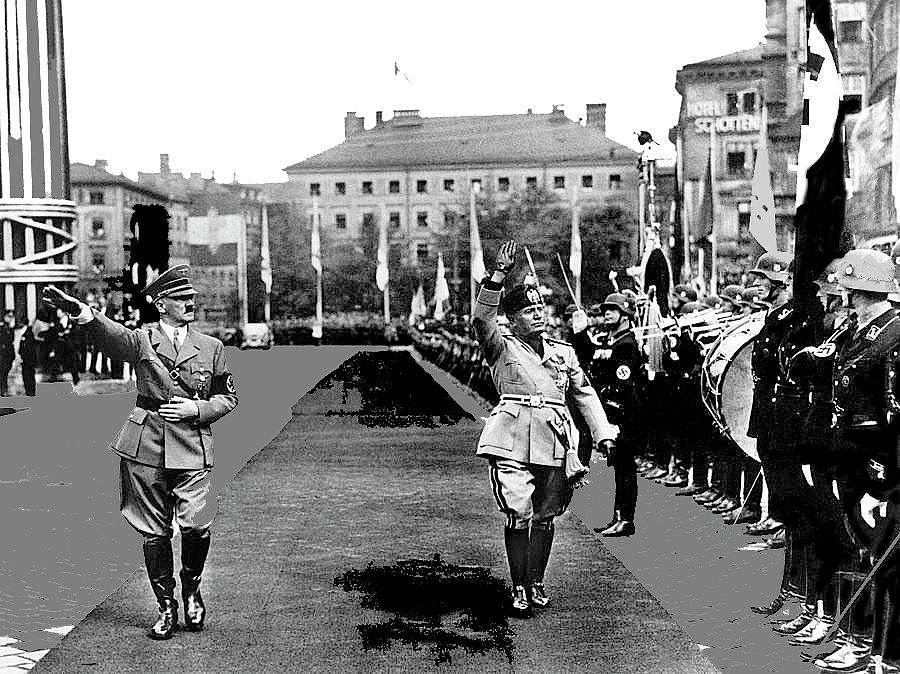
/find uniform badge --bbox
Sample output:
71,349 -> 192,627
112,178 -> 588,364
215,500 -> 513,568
615,365 -> 632,381
865,325 -> 881,341
777,308 -> 791,321
841,375 -> 850,387
814,343 -> 836,357
225,373 -> 236,394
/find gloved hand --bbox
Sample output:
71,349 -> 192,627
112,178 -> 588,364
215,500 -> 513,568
41,285 -> 83,316
596,439 -> 617,467
571,309 -> 588,334
565,447 -> 589,488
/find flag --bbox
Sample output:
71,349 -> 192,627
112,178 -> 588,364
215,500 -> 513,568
409,283 -> 427,326
310,197 -> 322,273
695,149 -> 714,242
376,210 -> 389,291
469,188 -> 486,282
433,252 -> 450,321
749,104 -> 777,252
260,204 -> 273,294
792,1 -> 852,314
394,61 -> 412,84
569,189 -> 582,282
893,12 -> 900,221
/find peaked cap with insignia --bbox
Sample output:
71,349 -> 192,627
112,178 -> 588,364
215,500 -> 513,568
143,264 -> 197,301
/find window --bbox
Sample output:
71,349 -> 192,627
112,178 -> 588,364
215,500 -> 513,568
582,175 -> 593,188
335,182 -> 346,195
443,179 -> 454,192
742,92 -> 756,113
444,211 -> 457,227
726,93 -> 739,115
91,218 -> 105,238
417,180 -> 428,194
498,177 -> 510,192
608,174 -> 621,190
91,253 -> 105,275
417,211 -> 428,227
362,212 -> 375,227
727,151 -> 746,176
416,243 -> 429,263
526,176 -> 537,190
389,212 -> 400,228
839,20 -> 862,42
309,183 -> 320,196
471,179 -> 482,192
389,180 -> 400,194
362,181 -> 373,195
553,176 -> 565,189
89,191 -> 104,205
335,213 -> 347,229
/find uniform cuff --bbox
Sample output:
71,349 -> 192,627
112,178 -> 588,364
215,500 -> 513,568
73,303 -> 95,325
476,286 -> 502,307
481,279 -> 504,291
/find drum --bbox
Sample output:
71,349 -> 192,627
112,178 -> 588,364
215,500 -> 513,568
700,312 -> 765,462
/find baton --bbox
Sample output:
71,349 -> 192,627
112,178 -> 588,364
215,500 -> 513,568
822,524 -> 900,643
726,468 -> 762,526
523,246 -> 540,287
556,252 -> 581,310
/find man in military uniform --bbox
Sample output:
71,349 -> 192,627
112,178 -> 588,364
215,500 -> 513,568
0,310 -> 14,396
821,250 -> 900,672
573,293 -> 643,537
473,241 -> 617,617
671,284 -> 698,316
42,264 -> 238,640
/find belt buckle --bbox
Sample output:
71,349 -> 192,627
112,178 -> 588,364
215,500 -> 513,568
528,393 -> 544,408
169,368 -> 180,382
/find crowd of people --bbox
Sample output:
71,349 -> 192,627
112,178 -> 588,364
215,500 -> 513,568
412,241 -> 900,673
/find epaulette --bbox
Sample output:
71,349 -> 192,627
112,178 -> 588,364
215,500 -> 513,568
546,337 -> 573,347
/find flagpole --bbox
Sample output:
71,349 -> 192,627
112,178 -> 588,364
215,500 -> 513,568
261,202 -> 272,323
570,186 -> 582,305
677,133 -> 691,281
380,203 -> 390,326
312,196 -> 323,341
469,186 -> 477,317
710,121 -> 718,295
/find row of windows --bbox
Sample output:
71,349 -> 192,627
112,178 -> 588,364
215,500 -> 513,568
323,209 -> 477,230
308,173 -> 623,196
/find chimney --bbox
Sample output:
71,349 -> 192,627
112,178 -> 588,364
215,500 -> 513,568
375,110 -> 383,125
159,153 -> 170,175
344,111 -> 365,139
94,159 -> 108,171
585,103 -> 606,134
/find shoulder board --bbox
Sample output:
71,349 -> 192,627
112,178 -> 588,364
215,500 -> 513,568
546,337 -> 573,346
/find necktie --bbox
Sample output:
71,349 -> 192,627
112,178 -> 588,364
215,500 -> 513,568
173,329 -> 182,354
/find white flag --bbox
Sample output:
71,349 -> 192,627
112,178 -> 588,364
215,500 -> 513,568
311,197 -> 322,273
409,283 -> 427,325
569,189 -> 582,280
749,105 -> 777,252
469,188 -> 486,282
260,204 -> 273,293
376,208 -> 389,291
433,252 -> 450,321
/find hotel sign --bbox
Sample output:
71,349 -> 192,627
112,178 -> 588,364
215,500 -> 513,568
688,101 -> 760,134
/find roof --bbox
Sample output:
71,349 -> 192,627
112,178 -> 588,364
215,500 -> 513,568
190,242 -> 238,267
245,182 -> 305,203
70,163 -> 172,202
681,43 -> 765,69
284,111 -> 639,173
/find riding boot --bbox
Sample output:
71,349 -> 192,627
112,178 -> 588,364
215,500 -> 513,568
527,523 -> 554,607
143,536 -> 178,640
504,527 -> 531,616
180,529 -> 210,631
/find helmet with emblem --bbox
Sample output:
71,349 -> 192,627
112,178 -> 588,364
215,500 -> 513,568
815,257 -> 844,296
673,284 -> 697,303
890,238 -> 900,283
700,295 -> 724,310
680,301 -> 703,314
838,249 -> 898,294
599,292 -> 632,317
501,284 -> 544,315
747,251 -> 793,284
739,286 -> 766,308
620,288 -> 638,315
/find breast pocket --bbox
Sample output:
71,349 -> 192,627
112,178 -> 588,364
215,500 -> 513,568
110,407 -> 148,457
502,360 -> 525,384
190,361 -> 213,399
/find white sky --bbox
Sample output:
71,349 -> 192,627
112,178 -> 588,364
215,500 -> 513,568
62,1 -> 767,185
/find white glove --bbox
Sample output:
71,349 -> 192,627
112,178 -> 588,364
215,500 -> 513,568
572,309 -> 588,334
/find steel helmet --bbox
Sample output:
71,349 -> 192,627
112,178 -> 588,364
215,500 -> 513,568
815,258 -> 844,296
891,239 -> 900,282
747,251 -> 793,284
673,284 -> 698,303
839,249 -> 898,294
680,301 -> 703,314
700,295 -> 724,310
599,292 -> 632,316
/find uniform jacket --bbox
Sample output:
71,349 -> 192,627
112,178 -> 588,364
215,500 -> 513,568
86,309 -> 238,470
472,285 -> 617,467
0,322 -> 13,363
575,327 -> 643,429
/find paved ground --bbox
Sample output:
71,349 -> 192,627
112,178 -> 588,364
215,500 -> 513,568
32,351 -> 716,674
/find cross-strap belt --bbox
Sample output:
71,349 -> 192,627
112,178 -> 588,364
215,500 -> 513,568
499,393 -> 566,409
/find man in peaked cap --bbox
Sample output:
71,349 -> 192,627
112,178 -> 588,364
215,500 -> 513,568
42,264 -> 238,640
473,241 -> 617,617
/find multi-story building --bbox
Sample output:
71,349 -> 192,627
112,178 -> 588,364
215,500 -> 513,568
189,242 -> 239,324
282,106 -> 640,268
138,156 -> 265,326
70,160 -> 189,300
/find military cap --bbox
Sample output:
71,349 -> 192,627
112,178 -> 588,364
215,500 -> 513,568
502,284 -> 544,315
599,292 -> 632,316
673,284 -> 698,303
739,286 -> 764,305
839,249 -> 897,294
563,303 -> 579,318
720,284 -> 744,303
891,239 -> 900,282
815,258 -> 844,296
680,301 -> 703,314
143,264 -> 196,301
747,251 -> 792,284
587,303 -> 604,317
700,295 -> 724,310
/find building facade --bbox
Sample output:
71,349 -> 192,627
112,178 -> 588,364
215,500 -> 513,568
70,161 -> 189,300
282,106 -> 640,268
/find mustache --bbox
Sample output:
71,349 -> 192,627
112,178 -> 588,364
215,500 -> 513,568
184,304 -> 195,313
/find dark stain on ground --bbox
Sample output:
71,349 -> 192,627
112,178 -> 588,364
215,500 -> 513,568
310,351 -> 473,427
0,406 -> 27,417
335,554 -> 515,665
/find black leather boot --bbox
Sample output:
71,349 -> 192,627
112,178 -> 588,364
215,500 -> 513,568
143,536 -> 179,640
504,528 -> 531,617
180,529 -> 210,631
528,523 -> 554,607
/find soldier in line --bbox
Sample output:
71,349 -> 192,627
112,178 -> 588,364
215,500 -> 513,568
572,293 -> 644,537
472,240 -> 617,617
0,310 -> 14,396
42,265 -> 238,640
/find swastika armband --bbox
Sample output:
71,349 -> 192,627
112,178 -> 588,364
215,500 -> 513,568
212,372 -> 237,396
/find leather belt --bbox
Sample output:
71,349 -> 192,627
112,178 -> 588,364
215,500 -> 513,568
136,395 -> 165,411
500,393 -> 566,408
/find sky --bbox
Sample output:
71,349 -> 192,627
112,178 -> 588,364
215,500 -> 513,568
61,1 -> 768,185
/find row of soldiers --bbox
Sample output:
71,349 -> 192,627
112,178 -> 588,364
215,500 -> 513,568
413,243 -> 900,672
